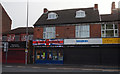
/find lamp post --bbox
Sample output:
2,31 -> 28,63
25,0 -> 29,65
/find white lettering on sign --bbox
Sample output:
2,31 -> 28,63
10,44 -> 20,48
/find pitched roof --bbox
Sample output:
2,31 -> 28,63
34,7 -> 100,26
3,27 -> 33,35
100,8 -> 120,23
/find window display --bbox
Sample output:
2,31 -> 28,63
35,49 -> 63,64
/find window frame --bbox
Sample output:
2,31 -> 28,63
75,10 -> 86,18
75,24 -> 90,38
47,12 -> 58,20
7,34 -> 15,42
101,24 -> 119,37
43,27 -> 56,39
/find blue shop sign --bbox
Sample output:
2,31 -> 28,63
76,40 -> 88,42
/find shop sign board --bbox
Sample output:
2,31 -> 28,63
8,41 -> 26,48
64,38 -> 102,45
33,39 -> 64,46
102,38 -> 120,44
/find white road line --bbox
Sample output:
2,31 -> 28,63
5,66 -> 13,68
17,66 -> 25,68
32,67 -> 41,68
48,68 -> 57,69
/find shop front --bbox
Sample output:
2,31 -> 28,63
33,38 -> 120,65
33,39 -> 64,64
2,41 -> 26,64
63,38 -> 120,65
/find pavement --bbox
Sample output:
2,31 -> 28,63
2,64 -> 120,72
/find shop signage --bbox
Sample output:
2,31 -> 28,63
8,41 -> 26,48
64,38 -> 102,45
102,38 -> 120,44
33,39 -> 64,46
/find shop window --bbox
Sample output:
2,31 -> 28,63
36,50 -> 40,60
101,24 -> 118,37
43,27 -> 55,39
52,50 -> 58,60
58,50 -> 63,61
47,49 -> 52,60
41,50 -> 46,60
76,24 -> 90,38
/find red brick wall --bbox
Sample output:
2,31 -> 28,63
34,24 -> 102,39
90,24 -> 101,38
2,5 -> 12,33
56,25 -> 75,38
34,27 -> 43,39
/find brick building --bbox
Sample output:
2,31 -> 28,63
2,27 -> 33,64
0,4 -> 12,33
33,3 -> 120,65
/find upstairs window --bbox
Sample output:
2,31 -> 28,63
7,34 -> 15,41
21,34 -> 26,41
15,35 -> 20,41
2,36 -> 7,41
43,27 -> 55,39
75,10 -> 86,18
48,12 -> 58,20
76,25 -> 90,38
28,35 -> 33,40
101,24 -> 118,37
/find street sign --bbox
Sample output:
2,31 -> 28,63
2,42 -> 8,52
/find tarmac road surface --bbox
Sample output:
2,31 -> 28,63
2,64 -> 120,72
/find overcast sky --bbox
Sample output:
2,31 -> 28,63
0,0 -> 120,29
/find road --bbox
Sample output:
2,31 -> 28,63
2,64 -> 120,72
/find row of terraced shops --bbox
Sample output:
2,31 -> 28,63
2,2 -> 120,66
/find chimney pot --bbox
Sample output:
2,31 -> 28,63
94,4 -> 98,10
44,8 -> 48,13
111,2 -> 116,14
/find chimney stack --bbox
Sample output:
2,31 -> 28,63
43,8 -> 48,14
111,2 -> 116,14
94,4 -> 98,10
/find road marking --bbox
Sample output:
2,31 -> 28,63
32,67 -> 41,68
103,69 -> 120,72
17,66 -> 25,68
48,68 -> 57,69
5,66 -> 13,68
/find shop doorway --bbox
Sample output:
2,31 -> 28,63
35,48 -> 63,64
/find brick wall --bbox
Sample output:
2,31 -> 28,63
2,5 -> 12,33
34,24 -> 102,39
56,25 -> 75,38
90,24 -> 101,38
34,27 -> 43,39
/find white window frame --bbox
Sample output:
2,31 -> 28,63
101,24 -> 119,37
43,27 -> 56,39
75,24 -> 90,38
75,10 -> 86,18
47,12 -> 58,20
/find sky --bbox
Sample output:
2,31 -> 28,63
0,0 -> 120,29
